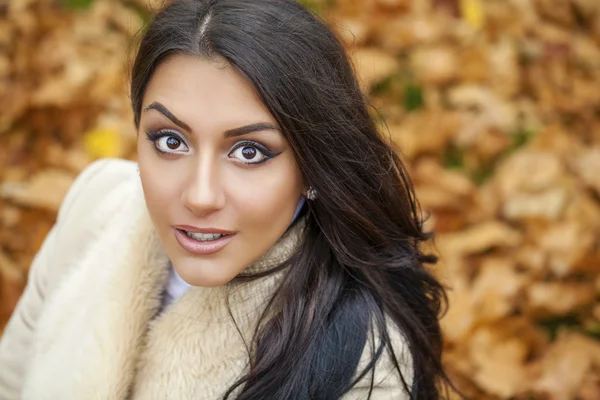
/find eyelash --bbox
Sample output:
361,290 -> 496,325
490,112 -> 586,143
144,130 -> 280,165
228,140 -> 278,165
145,130 -> 188,155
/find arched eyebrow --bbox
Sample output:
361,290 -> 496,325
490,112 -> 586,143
144,102 -> 191,132
223,122 -> 280,138
143,101 -> 280,138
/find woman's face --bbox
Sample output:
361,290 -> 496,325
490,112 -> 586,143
137,54 -> 304,287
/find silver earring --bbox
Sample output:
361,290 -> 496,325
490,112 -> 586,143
136,165 -> 140,176
306,186 -> 317,200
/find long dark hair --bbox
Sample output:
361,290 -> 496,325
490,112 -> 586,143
131,0 -> 449,398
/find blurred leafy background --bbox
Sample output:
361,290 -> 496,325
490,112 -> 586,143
1,0 -> 600,398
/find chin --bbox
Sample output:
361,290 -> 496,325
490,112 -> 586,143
174,257 -> 239,287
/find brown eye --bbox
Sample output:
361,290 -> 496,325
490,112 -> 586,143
242,146 -> 257,159
152,133 -> 189,154
229,142 -> 271,164
166,137 -> 181,150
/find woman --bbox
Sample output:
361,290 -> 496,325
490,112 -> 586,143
0,0 -> 449,398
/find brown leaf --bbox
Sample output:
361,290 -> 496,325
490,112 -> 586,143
570,146 -> 600,196
503,186 -> 570,221
436,221 -> 523,258
373,13 -> 450,51
410,45 -> 460,85
537,221 -> 597,277
349,47 -> 399,90
468,322 -> 538,398
1,169 -> 74,212
578,369 -> 600,400
471,257 -> 527,322
529,332 -> 600,400
441,274 -> 477,342
525,282 -> 596,317
388,111 -> 461,159
335,18 -> 370,47
448,85 -> 518,139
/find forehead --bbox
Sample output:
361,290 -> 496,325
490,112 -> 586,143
142,54 -> 275,127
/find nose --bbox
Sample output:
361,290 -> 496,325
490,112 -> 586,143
181,154 -> 226,217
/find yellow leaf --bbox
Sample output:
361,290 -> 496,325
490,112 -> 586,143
83,128 -> 124,159
460,0 -> 485,30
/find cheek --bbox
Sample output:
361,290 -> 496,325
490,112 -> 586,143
137,150 -> 184,224
228,159 -> 302,229
141,177 -> 171,223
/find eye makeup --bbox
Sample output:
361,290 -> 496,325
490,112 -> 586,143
145,129 -> 189,155
144,129 -> 282,165
227,140 -> 282,165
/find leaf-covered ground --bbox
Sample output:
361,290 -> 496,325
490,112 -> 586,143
1,1 -> 600,398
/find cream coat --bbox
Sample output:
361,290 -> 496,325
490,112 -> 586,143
0,159 -> 412,399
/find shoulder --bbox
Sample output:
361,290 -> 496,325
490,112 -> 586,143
57,158 -> 138,227
44,158 -> 140,287
345,317 -> 413,399
56,157 -> 139,249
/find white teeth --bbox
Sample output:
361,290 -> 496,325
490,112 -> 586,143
185,231 -> 225,242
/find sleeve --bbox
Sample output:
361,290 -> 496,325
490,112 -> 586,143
0,158 -> 124,399
343,320 -> 414,400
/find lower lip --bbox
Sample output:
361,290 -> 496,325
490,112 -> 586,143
173,229 -> 235,255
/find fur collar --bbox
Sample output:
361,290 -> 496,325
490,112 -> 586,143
22,178 -> 303,400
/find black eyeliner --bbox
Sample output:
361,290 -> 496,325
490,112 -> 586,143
145,129 -> 187,154
229,140 -> 282,164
